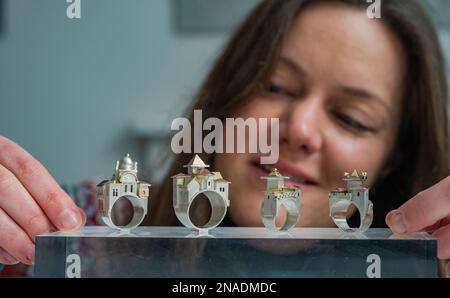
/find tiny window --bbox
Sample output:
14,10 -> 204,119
125,185 -> 128,192
131,185 -> 133,192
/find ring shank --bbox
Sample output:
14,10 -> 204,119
330,200 -> 373,233
102,195 -> 147,231
262,198 -> 300,232
174,190 -> 228,232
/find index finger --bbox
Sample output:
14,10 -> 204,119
0,136 -> 84,231
386,176 -> 450,233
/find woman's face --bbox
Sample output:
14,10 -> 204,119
215,1 -> 406,227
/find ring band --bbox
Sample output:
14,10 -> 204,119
174,190 -> 229,232
261,168 -> 301,232
172,155 -> 230,233
100,195 -> 148,231
329,170 -> 373,233
97,154 -> 151,231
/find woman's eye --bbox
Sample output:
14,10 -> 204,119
267,84 -> 283,93
266,83 -> 296,98
335,112 -> 372,132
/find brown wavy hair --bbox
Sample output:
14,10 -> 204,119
145,0 -> 449,227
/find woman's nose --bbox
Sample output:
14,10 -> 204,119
280,99 -> 323,155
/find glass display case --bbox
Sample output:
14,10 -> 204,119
35,227 -> 437,278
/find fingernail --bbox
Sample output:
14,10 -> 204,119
78,208 -> 87,226
385,211 -> 394,223
1,250 -> 19,265
388,211 -> 407,234
25,244 -> 35,264
59,209 -> 81,230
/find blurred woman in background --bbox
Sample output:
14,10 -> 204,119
0,0 -> 449,276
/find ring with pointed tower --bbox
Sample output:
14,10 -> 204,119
97,154 -> 151,231
260,168 -> 301,232
172,155 -> 231,233
329,170 -> 373,233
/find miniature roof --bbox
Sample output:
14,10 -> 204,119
261,168 -> 289,179
267,187 -> 298,195
330,187 -> 348,193
343,169 -> 367,179
97,179 -> 110,187
117,153 -> 137,171
184,155 -> 209,168
212,172 -> 222,180
215,178 -> 231,184
198,168 -> 213,176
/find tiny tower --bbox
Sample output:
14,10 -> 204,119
114,153 -> 138,183
343,169 -> 368,190
261,168 -> 288,190
184,155 -> 209,175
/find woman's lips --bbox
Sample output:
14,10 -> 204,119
250,161 -> 319,191
272,159 -> 320,185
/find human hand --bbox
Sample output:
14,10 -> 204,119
0,136 -> 86,265
385,176 -> 450,277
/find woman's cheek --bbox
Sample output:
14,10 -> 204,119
325,132 -> 387,188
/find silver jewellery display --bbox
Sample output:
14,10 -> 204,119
172,155 -> 230,233
97,154 -> 151,231
97,154 -> 375,235
329,170 -> 373,233
261,169 -> 301,232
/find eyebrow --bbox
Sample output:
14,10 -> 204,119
338,85 -> 391,114
279,56 -> 307,77
280,55 -> 391,114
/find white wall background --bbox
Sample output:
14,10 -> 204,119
0,0 -> 236,184
0,0 -> 449,185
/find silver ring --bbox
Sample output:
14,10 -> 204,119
260,169 -> 301,232
100,195 -> 148,231
329,170 -> 373,233
172,155 -> 230,233
97,154 -> 151,231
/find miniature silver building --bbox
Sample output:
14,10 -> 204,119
261,168 -> 301,232
329,170 -> 373,233
97,154 -> 151,231
172,155 -> 230,233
